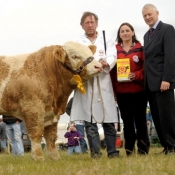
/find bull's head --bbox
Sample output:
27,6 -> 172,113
63,41 -> 103,78
53,41 -> 103,92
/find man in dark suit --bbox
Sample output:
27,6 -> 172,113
142,4 -> 175,154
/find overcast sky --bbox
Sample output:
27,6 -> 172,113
1,0 -> 175,123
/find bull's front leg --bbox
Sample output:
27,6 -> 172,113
25,117 -> 44,160
44,122 -> 60,160
22,100 -> 45,160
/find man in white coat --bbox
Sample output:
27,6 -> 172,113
70,11 -> 119,158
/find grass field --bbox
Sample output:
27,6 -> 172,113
0,146 -> 175,175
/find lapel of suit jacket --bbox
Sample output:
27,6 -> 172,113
144,21 -> 163,50
144,31 -> 149,48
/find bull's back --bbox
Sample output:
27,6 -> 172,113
0,54 -> 29,113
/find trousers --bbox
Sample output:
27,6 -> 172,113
147,88 -> 175,150
75,124 -> 88,153
6,123 -> 24,156
85,121 -> 117,154
117,92 -> 150,155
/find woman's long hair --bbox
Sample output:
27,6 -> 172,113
116,22 -> 139,43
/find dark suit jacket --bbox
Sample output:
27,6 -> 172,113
143,21 -> 175,91
3,115 -> 22,125
66,97 -> 73,116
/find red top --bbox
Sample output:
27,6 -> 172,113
110,42 -> 145,95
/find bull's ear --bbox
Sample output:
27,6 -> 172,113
53,46 -> 67,63
88,45 -> 96,54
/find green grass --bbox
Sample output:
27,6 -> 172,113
0,147 -> 175,175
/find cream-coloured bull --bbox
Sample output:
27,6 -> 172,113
0,41 -> 102,160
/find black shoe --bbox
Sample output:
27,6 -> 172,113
154,148 -> 166,155
155,148 -> 175,155
82,151 -> 88,154
126,150 -> 133,156
138,149 -> 148,155
108,150 -> 120,159
165,149 -> 175,155
91,152 -> 102,159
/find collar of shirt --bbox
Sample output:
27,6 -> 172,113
121,42 -> 136,48
150,19 -> 160,30
85,32 -> 98,44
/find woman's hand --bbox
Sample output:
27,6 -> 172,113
128,72 -> 135,81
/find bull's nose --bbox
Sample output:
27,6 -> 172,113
99,67 -> 103,72
98,62 -> 103,68
94,65 -> 103,72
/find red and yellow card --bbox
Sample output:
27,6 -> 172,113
117,58 -> 130,82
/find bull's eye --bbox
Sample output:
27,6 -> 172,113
72,55 -> 80,60
72,55 -> 76,59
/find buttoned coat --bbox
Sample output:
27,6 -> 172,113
143,21 -> 175,91
70,33 -> 118,123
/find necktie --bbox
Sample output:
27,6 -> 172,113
149,28 -> 154,41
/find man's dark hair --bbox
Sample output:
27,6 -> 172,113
80,11 -> 98,25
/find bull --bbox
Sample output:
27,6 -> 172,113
0,41 -> 102,160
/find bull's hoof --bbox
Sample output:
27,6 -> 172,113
32,154 -> 45,161
48,151 -> 60,160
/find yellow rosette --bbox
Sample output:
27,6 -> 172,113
72,75 -> 86,94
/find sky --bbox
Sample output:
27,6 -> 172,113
1,0 -> 175,123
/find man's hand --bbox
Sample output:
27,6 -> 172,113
114,123 -> 118,131
160,81 -> 170,92
99,58 -> 109,68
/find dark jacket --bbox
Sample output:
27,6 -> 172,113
66,97 -> 73,116
143,21 -> 175,91
64,130 -> 82,146
3,115 -> 22,125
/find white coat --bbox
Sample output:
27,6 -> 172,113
70,32 -> 118,124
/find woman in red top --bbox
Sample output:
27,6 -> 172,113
111,23 -> 150,156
